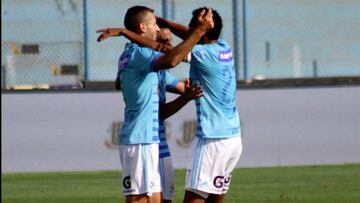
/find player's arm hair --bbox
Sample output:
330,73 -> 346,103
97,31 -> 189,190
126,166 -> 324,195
156,16 -> 189,40
97,28 -> 172,53
153,27 -> 205,71
153,9 -> 213,71
121,29 -> 172,53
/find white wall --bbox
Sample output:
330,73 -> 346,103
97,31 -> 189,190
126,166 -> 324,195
2,86 -> 360,172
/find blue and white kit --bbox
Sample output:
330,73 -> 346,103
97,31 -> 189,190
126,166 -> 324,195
117,42 -> 163,196
186,39 -> 243,197
158,70 -> 179,200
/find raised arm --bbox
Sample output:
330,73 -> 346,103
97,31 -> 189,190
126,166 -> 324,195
97,28 -> 172,53
156,16 -> 189,40
153,8 -> 213,71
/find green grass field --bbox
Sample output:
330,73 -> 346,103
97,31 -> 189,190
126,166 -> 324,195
2,164 -> 360,203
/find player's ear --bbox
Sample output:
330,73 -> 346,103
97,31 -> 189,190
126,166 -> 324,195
139,22 -> 146,33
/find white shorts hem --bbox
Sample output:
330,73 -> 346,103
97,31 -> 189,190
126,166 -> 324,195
185,188 -> 209,199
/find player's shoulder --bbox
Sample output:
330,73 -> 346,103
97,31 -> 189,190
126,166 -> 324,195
217,39 -> 231,49
193,39 -> 229,51
216,39 -> 227,45
214,39 -> 231,50
127,43 -> 157,56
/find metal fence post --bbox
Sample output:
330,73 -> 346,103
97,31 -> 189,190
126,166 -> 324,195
313,60 -> 318,78
233,0 -> 241,80
83,0 -> 89,82
242,0 -> 248,79
170,0 -> 175,20
162,0 -> 169,19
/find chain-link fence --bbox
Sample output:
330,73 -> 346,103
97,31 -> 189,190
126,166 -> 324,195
1,0 -> 84,89
246,0 -> 360,79
2,0 -> 360,90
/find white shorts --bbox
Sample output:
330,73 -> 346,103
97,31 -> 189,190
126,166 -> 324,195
119,144 -> 162,196
185,136 -> 243,198
159,156 -> 175,200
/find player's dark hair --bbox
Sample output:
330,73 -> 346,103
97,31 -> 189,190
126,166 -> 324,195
124,6 -> 154,33
189,7 -> 222,40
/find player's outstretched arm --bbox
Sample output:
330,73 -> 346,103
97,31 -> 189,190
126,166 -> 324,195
153,8 -> 214,71
156,16 -> 189,40
96,28 -> 123,42
160,78 -> 203,120
96,28 -> 172,53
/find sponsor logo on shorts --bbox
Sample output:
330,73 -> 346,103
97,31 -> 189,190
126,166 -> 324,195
213,175 -> 231,189
123,176 -> 131,189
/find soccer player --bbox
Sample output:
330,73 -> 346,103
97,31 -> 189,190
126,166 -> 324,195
157,28 -> 187,203
157,28 -> 173,47
157,28 -> 197,203
98,7 -> 241,202
98,26 -> 200,203
156,8 -> 243,203
97,6 -> 213,203
158,76 -> 201,203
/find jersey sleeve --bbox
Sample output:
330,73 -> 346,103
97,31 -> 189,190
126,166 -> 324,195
191,44 -> 207,61
164,71 -> 179,90
190,44 -> 209,70
132,47 -> 162,73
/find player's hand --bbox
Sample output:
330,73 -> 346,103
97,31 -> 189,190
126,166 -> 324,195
183,78 -> 204,101
96,28 -> 124,42
197,8 -> 214,33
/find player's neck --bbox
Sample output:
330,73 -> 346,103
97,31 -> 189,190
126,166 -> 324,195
205,39 -> 217,44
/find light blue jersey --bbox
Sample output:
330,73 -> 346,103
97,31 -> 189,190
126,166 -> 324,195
158,70 -> 178,158
190,39 -> 241,138
117,43 -> 162,144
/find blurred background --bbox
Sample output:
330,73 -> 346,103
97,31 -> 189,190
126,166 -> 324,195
2,0 -> 359,90
2,0 -> 360,173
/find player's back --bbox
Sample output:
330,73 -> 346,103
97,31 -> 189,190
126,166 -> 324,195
118,43 -> 161,144
190,39 -> 240,138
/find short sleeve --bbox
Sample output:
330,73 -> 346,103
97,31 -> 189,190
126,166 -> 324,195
190,44 -> 210,74
132,47 -> 162,73
164,71 -> 179,90
191,44 -> 208,64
